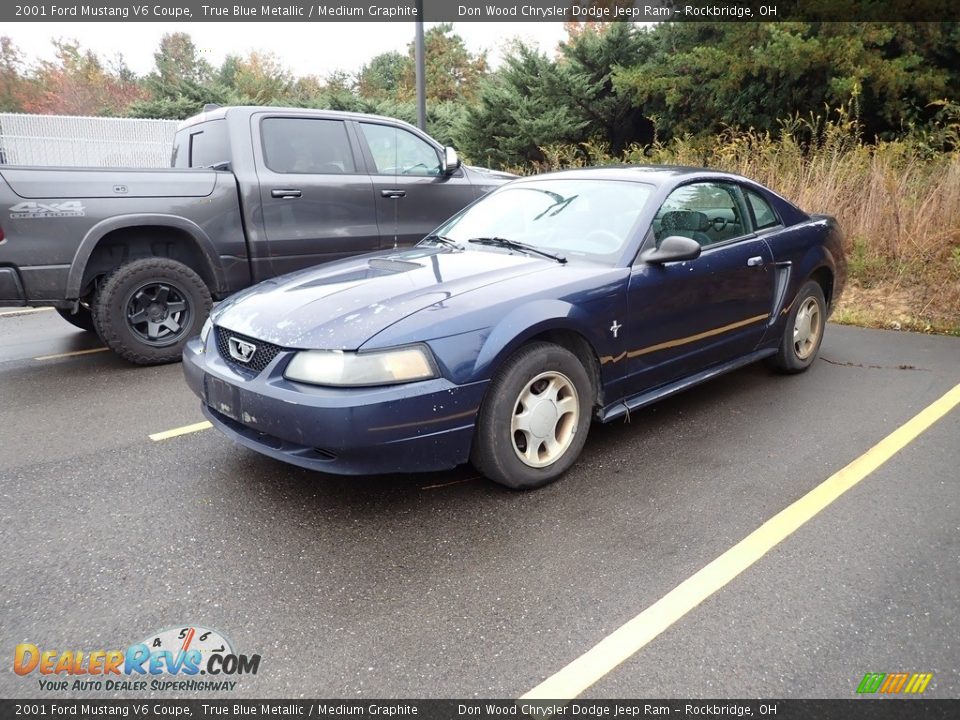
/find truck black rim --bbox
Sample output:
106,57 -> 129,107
124,281 -> 192,347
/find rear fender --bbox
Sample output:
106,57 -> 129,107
66,214 -> 225,299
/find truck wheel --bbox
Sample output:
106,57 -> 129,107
56,306 -> 96,333
93,258 -> 212,366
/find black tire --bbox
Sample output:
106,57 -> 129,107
92,257 -> 212,366
471,341 -> 593,490
772,280 -> 827,373
56,305 -> 96,333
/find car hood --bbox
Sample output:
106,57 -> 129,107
462,165 -> 518,183
213,248 -> 553,349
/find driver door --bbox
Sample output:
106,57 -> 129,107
621,181 -> 775,393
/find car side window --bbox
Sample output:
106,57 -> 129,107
360,123 -> 441,176
745,189 -> 781,230
653,182 -> 747,247
261,118 -> 357,174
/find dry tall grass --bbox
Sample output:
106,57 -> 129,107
521,113 -> 960,333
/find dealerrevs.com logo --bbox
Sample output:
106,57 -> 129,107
14,625 -> 260,692
856,672 -> 933,695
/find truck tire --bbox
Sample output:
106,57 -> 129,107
56,306 -> 96,333
93,257 -> 212,366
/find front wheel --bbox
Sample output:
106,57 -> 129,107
93,257 -> 212,365
772,280 -> 826,373
471,342 -> 593,490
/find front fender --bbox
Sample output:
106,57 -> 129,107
472,299 -> 589,378
426,304 -> 605,386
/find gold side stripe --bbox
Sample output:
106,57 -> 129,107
600,314 -> 770,365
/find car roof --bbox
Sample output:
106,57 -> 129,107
511,165 -> 751,187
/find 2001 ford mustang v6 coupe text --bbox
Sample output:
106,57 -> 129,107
183,166 -> 846,489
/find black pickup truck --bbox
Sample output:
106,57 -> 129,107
0,106 -> 512,364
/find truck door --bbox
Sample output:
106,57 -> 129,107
356,121 -> 476,249
254,115 -> 379,276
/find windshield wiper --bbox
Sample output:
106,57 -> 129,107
468,237 -> 567,264
533,193 -> 578,221
421,234 -> 463,251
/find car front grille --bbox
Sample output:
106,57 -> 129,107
215,326 -> 283,375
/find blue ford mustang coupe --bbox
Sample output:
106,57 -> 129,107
183,166 -> 846,489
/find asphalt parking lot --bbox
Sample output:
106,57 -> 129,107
1,307 -> 958,699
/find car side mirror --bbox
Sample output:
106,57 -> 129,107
441,147 -> 461,175
640,235 -> 702,264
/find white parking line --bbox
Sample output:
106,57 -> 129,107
522,382 -> 960,700
0,307 -> 54,318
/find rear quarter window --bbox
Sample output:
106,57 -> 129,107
746,189 -> 781,230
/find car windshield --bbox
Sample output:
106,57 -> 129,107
432,179 -> 654,264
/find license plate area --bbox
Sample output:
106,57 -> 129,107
204,375 -> 242,423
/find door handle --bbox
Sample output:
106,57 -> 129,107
271,189 -> 302,199
380,189 -> 407,199
746,256 -> 764,267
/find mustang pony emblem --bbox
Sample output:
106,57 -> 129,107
228,337 -> 257,363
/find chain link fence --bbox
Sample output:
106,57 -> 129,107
0,113 -> 179,168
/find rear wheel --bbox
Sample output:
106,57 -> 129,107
471,342 -> 592,490
56,305 -> 96,333
93,257 -> 212,366
772,280 -> 826,373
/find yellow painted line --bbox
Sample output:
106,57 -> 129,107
149,421 -> 213,442
33,347 -> 109,361
0,307 -> 55,317
523,382 -> 960,700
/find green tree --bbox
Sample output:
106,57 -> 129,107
455,43 -> 587,167
556,22 -> 655,152
455,24 -> 651,167
402,24 -> 487,102
21,39 -> 144,116
357,51 -> 408,100
612,22 -> 960,142
128,32 -> 228,119
218,51 -> 294,104
0,36 -> 25,112
153,32 -> 213,87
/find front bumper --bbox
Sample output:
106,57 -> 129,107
182,335 -> 487,475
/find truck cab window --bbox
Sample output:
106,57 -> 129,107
178,120 -> 229,169
360,123 -> 441,176
261,118 -> 357,174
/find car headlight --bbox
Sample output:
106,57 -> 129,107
283,345 -> 439,387
199,317 -> 213,347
